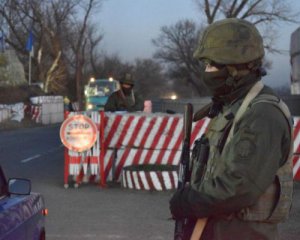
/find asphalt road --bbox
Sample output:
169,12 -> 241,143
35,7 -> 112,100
0,124 -> 299,240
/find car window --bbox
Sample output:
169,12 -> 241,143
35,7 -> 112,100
0,166 -> 8,197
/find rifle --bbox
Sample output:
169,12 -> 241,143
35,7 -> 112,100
174,104 -> 210,240
189,135 -> 209,240
174,103 -> 193,240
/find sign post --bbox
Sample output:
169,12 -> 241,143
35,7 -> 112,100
60,115 -> 97,152
60,114 -> 98,188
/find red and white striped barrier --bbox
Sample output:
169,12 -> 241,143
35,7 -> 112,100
293,117 -> 300,179
63,112 -> 300,188
121,165 -> 178,191
31,105 -> 42,123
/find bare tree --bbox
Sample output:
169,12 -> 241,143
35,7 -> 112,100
194,0 -> 300,53
66,0 -> 102,109
153,0 -> 300,97
0,0 -> 103,104
90,54 -> 134,81
133,58 -> 169,99
152,20 -> 208,96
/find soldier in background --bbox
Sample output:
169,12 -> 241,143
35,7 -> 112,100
169,18 -> 293,239
104,73 -> 144,112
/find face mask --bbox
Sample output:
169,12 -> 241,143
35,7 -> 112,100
203,67 -> 231,97
121,85 -> 133,95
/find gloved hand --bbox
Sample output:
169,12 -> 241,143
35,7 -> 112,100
169,188 -> 186,219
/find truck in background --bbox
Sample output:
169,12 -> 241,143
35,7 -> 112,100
84,77 -> 119,110
290,27 -> 300,94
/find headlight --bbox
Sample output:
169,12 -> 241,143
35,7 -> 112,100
87,104 -> 94,110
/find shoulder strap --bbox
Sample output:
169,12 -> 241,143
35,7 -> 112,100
252,94 -> 292,127
225,81 -> 264,147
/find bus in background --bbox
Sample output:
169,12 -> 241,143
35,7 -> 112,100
84,77 -> 119,110
290,26 -> 300,94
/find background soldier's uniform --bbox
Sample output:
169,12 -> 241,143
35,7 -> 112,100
104,90 -> 144,112
104,73 -> 144,112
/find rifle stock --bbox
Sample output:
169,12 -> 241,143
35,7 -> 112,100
190,218 -> 207,240
174,103 -> 193,240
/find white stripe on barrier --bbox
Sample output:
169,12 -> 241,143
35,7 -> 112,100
293,156 -> 300,178
123,116 -> 139,146
132,171 -> 141,190
133,117 -> 149,146
126,171 -> 133,189
162,171 -> 172,190
139,171 -> 149,190
168,118 -> 183,150
150,172 -> 162,191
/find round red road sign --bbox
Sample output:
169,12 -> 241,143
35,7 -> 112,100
60,115 -> 98,152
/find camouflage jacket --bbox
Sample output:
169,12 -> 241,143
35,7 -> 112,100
170,82 -> 293,240
104,90 -> 144,112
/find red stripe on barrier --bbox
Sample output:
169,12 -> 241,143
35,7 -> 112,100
294,119 -> 300,153
137,171 -> 145,190
156,171 -> 166,190
294,119 -> 300,140
104,152 -> 115,180
293,155 -> 300,180
143,116 -> 169,164
132,149 -> 143,166
104,116 -> 135,180
146,172 -> 155,190
104,115 -> 123,148
167,133 -> 183,165
116,115 -> 135,148
128,116 -> 146,147
115,148 -> 131,179
131,117 -> 158,164
107,116 -> 145,179
191,119 -> 206,143
156,117 -> 180,164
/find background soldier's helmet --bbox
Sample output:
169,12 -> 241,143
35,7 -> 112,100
193,18 -> 265,65
120,73 -> 135,85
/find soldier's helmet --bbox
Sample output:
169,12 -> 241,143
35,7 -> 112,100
193,18 -> 264,65
120,73 -> 135,85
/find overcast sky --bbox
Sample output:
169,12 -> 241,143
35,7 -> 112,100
97,0 -> 300,88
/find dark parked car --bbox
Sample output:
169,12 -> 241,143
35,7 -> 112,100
0,165 -> 47,240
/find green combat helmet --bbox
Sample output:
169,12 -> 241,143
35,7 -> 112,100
194,18 -> 265,65
120,73 -> 135,85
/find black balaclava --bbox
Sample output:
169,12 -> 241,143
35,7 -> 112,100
202,62 -> 266,117
121,84 -> 133,96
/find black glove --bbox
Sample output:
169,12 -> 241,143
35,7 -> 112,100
169,188 -> 187,219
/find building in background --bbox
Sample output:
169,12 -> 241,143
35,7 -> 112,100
290,27 -> 300,94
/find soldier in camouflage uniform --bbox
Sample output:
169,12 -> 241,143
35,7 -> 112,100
104,73 -> 144,112
169,18 -> 293,240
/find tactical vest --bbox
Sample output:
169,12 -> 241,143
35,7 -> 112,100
191,81 -> 293,223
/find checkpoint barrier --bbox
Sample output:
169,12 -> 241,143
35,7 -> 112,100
0,102 -> 25,123
29,96 -> 64,124
121,164 -> 178,191
63,111 -> 300,188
